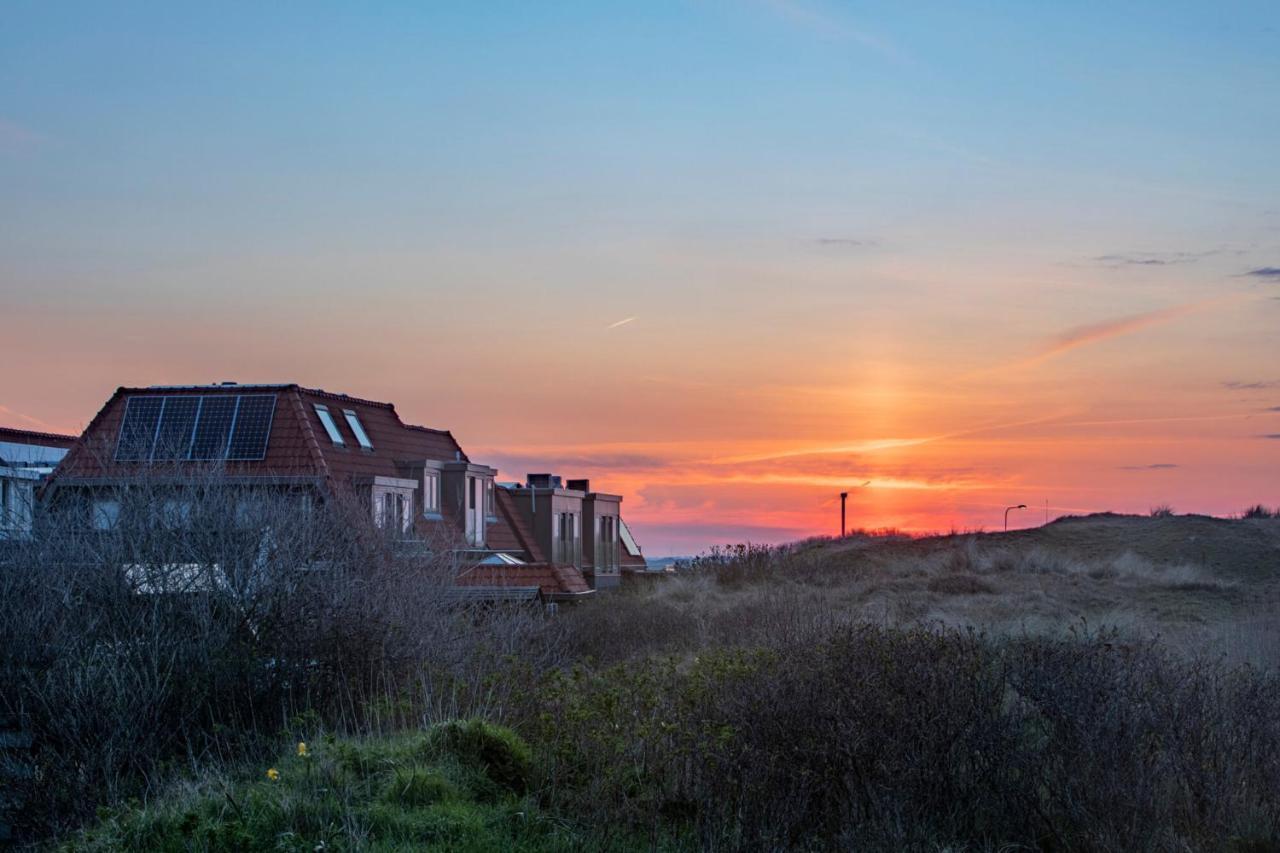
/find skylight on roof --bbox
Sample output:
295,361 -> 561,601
343,409 -> 373,450
479,553 -> 526,565
620,518 -> 643,557
313,404 -> 344,445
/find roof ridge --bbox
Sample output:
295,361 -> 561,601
0,426 -> 79,444
296,386 -> 396,410
403,423 -> 452,436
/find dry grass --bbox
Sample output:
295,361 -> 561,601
573,515 -> 1280,670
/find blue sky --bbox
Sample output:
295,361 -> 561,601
3,1 -> 1279,553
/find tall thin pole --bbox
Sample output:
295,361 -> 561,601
840,492 -> 848,538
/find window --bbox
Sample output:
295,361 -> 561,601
160,499 -> 192,529
92,499 -> 120,530
485,479 -> 495,518
423,471 -> 440,514
313,404 -> 344,445
343,409 -> 373,449
378,492 -> 409,533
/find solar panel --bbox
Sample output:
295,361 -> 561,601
151,397 -> 200,460
189,396 -> 237,460
114,393 -> 278,463
115,396 -> 164,461
226,395 -> 277,460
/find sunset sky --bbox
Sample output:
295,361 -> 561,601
3,1 -> 1279,554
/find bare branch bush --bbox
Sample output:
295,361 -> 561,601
0,464 -> 565,839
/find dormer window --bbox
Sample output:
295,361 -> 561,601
314,404 -> 344,446
343,409 -> 373,450
423,470 -> 440,515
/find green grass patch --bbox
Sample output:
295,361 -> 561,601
61,721 -> 651,852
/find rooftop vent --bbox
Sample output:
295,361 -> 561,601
526,473 -> 562,489
566,478 -> 590,493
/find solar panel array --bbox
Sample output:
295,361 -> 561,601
114,394 -> 278,462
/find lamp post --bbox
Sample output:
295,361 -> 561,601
840,492 -> 848,538
1004,504 -> 1027,531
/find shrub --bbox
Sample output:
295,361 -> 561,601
381,768 -> 460,807
421,719 -> 533,795
527,625 -> 1280,851
0,476 -> 566,842
1150,504 -> 1176,517
1243,504 -> 1275,519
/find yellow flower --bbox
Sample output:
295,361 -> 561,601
266,767 -> 280,781
297,741 -> 309,757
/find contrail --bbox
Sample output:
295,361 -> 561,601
962,294 -> 1251,380
1028,303 -> 1203,365
606,317 -> 636,330
1020,295 -> 1250,368
0,404 -> 60,431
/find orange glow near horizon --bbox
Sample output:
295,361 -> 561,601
4,283 -> 1279,555
3,2 -> 1280,556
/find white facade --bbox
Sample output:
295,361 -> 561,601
0,437 -> 69,539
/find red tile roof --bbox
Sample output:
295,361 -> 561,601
52,383 -> 465,483
45,383 -> 646,584
457,561 -> 593,598
46,383 -> 547,559
0,427 -> 78,448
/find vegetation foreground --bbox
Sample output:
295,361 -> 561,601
5,508 -> 1280,851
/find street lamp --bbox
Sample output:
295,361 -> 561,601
1004,504 -> 1027,531
839,492 -> 848,538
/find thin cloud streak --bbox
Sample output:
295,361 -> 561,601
758,0 -> 908,62
0,118 -> 46,152
0,404 -> 63,431
716,413 -> 1068,465
1021,297 -> 1236,368
606,316 -> 636,330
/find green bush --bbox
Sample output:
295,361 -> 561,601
63,733 -> 586,852
380,768 -> 459,807
421,719 -> 533,795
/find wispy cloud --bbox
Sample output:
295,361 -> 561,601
1117,463 -> 1179,470
1244,267 -> 1280,279
1260,434 -> 1280,440
1093,251 -> 1208,267
483,450 -> 669,473
0,404 -> 60,431
718,414 -> 1065,465
758,0 -> 906,62
1024,299 -> 1223,367
0,118 -> 46,153
606,316 -> 636,330
813,237 -> 877,248
1224,380 -> 1280,391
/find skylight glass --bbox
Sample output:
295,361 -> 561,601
479,553 -> 525,565
313,404 -> 344,445
620,518 -> 643,557
343,409 -> 373,449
